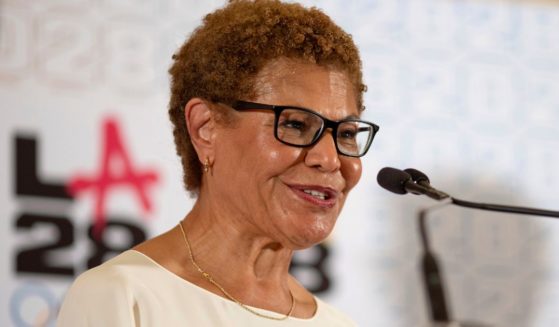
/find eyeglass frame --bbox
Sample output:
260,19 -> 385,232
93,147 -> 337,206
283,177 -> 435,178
229,100 -> 380,157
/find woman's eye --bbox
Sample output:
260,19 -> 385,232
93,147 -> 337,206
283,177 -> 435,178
282,120 -> 306,130
340,128 -> 357,139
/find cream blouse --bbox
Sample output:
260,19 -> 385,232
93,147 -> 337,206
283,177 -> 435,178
57,250 -> 356,326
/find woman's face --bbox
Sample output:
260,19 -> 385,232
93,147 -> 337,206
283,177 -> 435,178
211,59 -> 363,249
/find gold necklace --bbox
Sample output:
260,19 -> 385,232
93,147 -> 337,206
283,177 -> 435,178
178,222 -> 296,320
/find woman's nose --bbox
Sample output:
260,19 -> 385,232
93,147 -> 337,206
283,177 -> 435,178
304,131 -> 341,172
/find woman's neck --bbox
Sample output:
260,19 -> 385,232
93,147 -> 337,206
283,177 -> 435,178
134,195 -> 318,318
182,199 -> 294,289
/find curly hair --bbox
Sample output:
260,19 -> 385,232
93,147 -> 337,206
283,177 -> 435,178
168,0 -> 365,195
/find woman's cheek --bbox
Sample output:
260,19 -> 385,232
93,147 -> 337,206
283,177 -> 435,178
342,158 -> 362,192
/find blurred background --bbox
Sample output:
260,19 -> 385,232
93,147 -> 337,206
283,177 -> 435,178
1,0 -> 559,326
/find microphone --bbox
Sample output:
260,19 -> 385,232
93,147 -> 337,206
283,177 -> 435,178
382,167 -> 559,219
404,168 -> 450,200
404,167 -> 430,184
377,167 -> 449,200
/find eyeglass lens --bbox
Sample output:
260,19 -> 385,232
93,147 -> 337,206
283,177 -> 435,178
276,108 -> 372,156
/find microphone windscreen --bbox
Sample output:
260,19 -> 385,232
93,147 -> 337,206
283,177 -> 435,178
404,168 -> 430,184
377,167 -> 411,194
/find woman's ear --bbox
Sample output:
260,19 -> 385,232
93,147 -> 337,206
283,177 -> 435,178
184,98 -> 215,162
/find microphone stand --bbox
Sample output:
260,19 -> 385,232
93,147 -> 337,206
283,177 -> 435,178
418,199 -> 453,323
419,196 -> 559,326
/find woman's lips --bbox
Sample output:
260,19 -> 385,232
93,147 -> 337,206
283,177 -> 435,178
288,184 -> 339,208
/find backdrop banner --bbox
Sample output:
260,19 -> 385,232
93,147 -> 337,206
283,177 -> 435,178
1,1 -> 559,326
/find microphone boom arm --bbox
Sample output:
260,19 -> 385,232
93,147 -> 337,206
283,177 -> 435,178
451,198 -> 559,218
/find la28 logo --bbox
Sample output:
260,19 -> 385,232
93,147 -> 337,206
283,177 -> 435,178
13,119 -> 158,275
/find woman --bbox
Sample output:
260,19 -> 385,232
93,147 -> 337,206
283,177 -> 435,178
57,0 -> 379,325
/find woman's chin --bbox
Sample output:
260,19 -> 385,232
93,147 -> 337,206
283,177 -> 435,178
286,220 -> 336,250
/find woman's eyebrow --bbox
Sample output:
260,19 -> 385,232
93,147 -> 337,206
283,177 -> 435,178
344,114 -> 361,120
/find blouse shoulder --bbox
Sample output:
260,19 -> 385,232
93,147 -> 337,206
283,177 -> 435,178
314,297 -> 358,326
65,250 -> 148,294
56,251 -> 149,327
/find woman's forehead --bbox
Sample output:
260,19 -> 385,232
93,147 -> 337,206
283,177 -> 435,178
255,58 -> 348,86
252,58 -> 359,118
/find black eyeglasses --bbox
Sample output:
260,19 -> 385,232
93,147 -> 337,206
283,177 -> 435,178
230,100 -> 379,157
